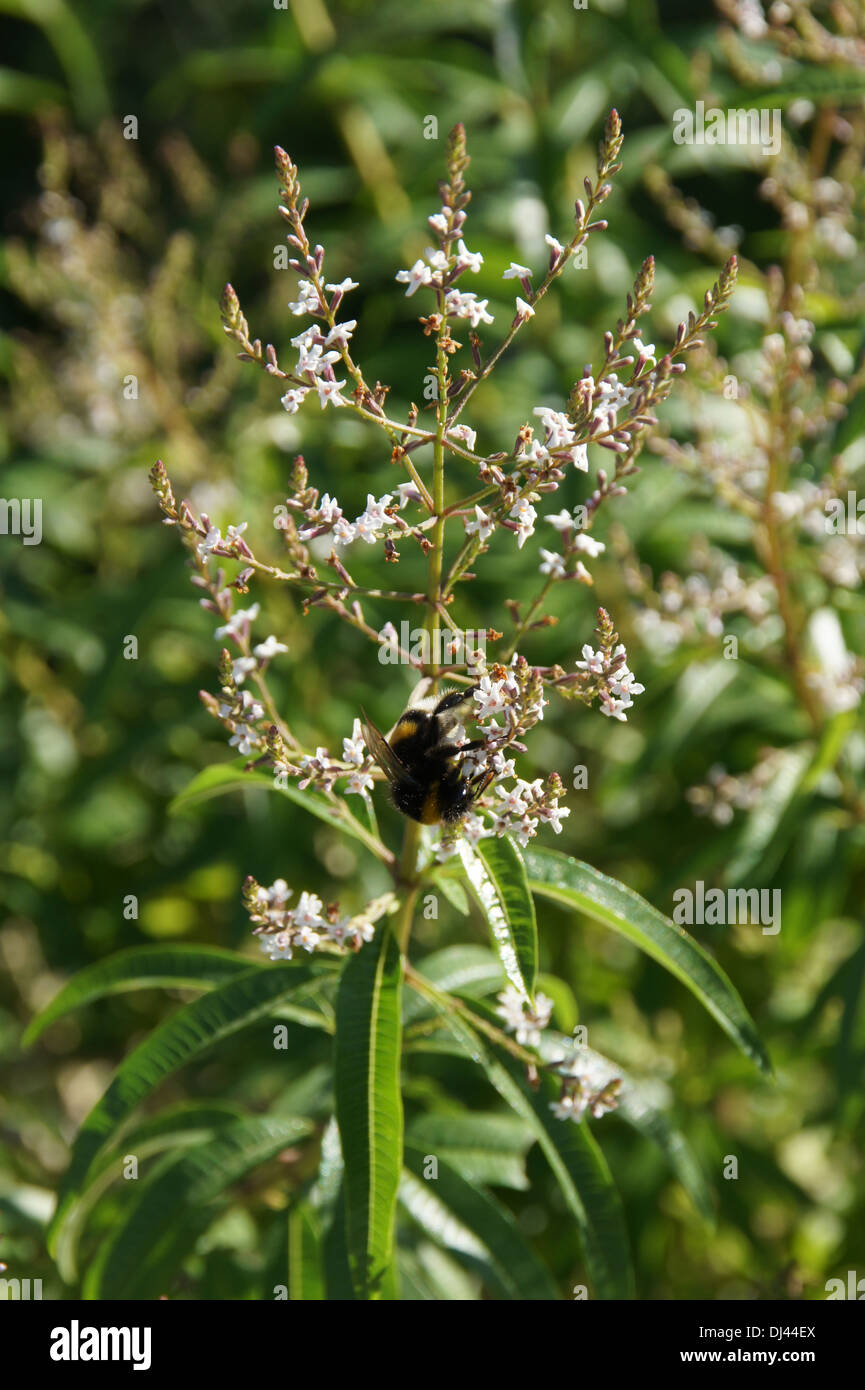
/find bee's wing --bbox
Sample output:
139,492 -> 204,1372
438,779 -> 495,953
360,709 -> 418,787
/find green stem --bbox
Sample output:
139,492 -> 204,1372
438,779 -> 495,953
394,291 -> 452,939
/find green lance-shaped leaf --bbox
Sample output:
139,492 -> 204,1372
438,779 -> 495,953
48,962 -> 320,1272
334,927 -> 403,1300
52,1101 -> 249,1281
458,837 -> 538,1003
403,944 -> 505,1025
23,944 -> 258,1047
406,1112 -> 532,1191
170,760 -> 380,855
401,1148 -> 558,1300
723,744 -> 812,886
525,847 -> 770,1075
84,1115 -> 312,1299
288,1204 -> 326,1301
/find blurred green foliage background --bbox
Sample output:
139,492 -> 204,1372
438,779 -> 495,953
1,0 -> 863,1299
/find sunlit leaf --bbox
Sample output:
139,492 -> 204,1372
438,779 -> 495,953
49,963 -> 323,1274
334,927 -> 403,1300
401,1148 -> 558,1299
459,837 -> 538,1002
525,848 -> 770,1074
84,1115 -> 312,1299
24,944 -> 256,1047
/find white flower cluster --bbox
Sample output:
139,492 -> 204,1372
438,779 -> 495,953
495,985 -> 554,1047
629,549 -> 776,657
461,374 -> 646,558
549,1061 -> 622,1123
805,659 -> 864,715
279,263 -> 359,414
196,517 -> 253,562
280,319 -> 357,413
472,666 -> 547,724
298,486 -> 419,550
489,776 -> 570,846
530,407 -> 589,472
541,511 -> 606,582
246,879 -> 375,959
686,755 -> 783,827
394,236 -> 487,324
222,688 -> 265,757
575,642 -> 645,721
341,716 -> 375,796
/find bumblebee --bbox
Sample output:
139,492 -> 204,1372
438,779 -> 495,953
361,687 -> 493,825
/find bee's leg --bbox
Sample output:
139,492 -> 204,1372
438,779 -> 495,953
470,769 -> 495,801
455,738 -> 485,754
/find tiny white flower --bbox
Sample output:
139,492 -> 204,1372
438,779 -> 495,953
332,517 -> 357,547
455,238 -> 483,272
354,493 -> 394,544
196,525 -> 223,559
576,644 -> 605,675
239,690 -> 265,720
539,548 -> 565,578
515,296 -> 534,320
254,635 -> 289,660
395,259 -> 433,296
490,750 -> 516,781
261,932 -> 293,962
342,717 -> 366,767
550,1091 -> 588,1123
533,406 -> 575,448
280,388 -> 308,414
545,234 -> 565,260
290,326 -> 320,352
294,891 -> 325,929
325,278 -> 359,294
503,261 -> 532,280
538,801 -> 570,833
594,374 -> 633,422
232,656 -> 257,684
297,342 -> 340,376
215,604 -> 260,640
474,676 -> 509,720
424,247 -> 450,273
509,497 -> 537,548
448,424 -> 477,452
288,280 -> 320,315
346,769 -> 375,796
314,376 -> 347,408
496,784 -> 530,818
317,493 -> 344,526
464,505 -> 494,543
445,289 -> 494,327
632,337 -> 656,366
546,509 -> 576,532
573,533 -> 605,558
294,923 -> 322,953
325,320 -> 357,348
395,482 -> 421,508
229,724 -> 260,756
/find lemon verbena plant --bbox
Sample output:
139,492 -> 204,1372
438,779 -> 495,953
35,115 -> 770,1301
